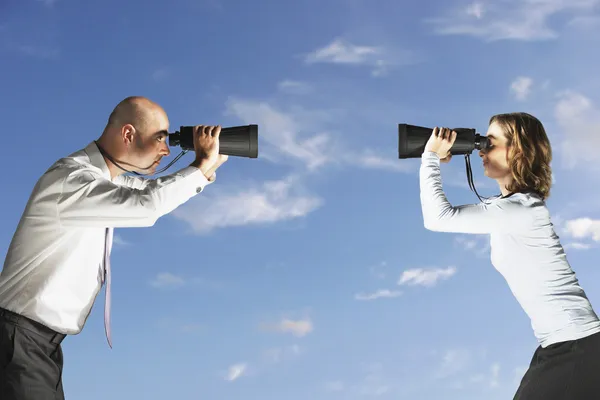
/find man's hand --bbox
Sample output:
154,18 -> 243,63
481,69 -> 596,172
203,154 -> 228,182
424,127 -> 456,163
190,125 -> 229,179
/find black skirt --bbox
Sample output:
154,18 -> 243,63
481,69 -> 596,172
514,330 -> 600,399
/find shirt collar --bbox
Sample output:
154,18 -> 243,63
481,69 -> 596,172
84,141 -> 112,180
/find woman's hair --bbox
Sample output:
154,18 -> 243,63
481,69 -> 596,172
489,112 -> 553,200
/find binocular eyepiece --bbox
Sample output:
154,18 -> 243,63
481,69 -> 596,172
168,124 -> 258,158
398,124 -> 490,159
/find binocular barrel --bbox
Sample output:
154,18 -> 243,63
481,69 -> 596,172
169,124 -> 258,158
398,124 -> 490,159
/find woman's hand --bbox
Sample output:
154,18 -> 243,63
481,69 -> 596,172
424,127 -> 457,163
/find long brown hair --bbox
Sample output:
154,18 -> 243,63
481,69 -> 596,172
489,112 -> 553,200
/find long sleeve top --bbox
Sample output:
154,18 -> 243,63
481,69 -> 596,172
0,141 -> 212,334
420,151 -> 600,347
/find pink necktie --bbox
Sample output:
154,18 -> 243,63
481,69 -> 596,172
103,227 -> 113,348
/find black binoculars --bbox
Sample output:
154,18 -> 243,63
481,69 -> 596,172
398,124 -> 490,159
168,124 -> 258,158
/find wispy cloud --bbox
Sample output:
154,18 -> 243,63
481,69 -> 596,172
225,363 -> 247,381
112,234 -> 130,246
398,266 -> 457,287
510,76 -> 534,100
224,97 -> 418,175
225,97 -> 335,171
277,80 -> 313,95
149,272 -> 223,291
149,272 -> 185,289
355,289 -> 402,301
171,175 -> 323,234
435,348 -> 471,379
302,37 -> 415,76
553,90 -> 600,169
353,149 -> 415,173
426,0 -> 600,41
261,317 -> 314,337
454,235 -> 490,258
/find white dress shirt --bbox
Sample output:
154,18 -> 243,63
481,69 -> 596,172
420,151 -> 600,347
0,141 -> 212,335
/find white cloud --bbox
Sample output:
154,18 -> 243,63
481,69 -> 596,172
302,37 -> 414,77
466,2 -> 485,19
398,266 -> 457,287
490,363 -> 500,388
112,234 -> 130,246
354,150 -> 415,173
454,235 -> 490,257
553,90 -> 600,169
304,37 -> 381,65
564,242 -> 593,250
563,217 -> 600,241
355,289 -> 402,301
149,272 -> 185,289
225,97 -> 335,171
510,76 -> 533,100
262,317 -> 314,337
225,363 -> 247,381
224,97 -> 417,175
426,0 -> 600,41
171,175 -> 323,234
171,95 -> 416,235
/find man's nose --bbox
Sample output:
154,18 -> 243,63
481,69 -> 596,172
161,142 -> 170,156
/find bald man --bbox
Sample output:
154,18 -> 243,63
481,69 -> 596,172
0,96 -> 228,399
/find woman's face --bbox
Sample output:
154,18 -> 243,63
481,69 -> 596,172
479,121 -> 512,182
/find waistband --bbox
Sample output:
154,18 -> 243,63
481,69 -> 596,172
0,307 -> 66,345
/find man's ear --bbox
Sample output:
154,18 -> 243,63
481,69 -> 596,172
121,124 -> 136,146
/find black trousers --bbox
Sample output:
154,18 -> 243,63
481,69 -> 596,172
0,307 -> 66,400
514,330 -> 600,399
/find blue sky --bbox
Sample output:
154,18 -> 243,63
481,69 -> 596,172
1,0 -> 600,398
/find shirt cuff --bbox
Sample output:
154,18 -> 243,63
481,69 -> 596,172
178,166 -> 212,193
422,151 -> 440,162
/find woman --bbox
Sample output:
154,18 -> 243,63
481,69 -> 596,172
420,112 -> 600,399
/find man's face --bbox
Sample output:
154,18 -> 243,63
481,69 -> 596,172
130,110 -> 171,173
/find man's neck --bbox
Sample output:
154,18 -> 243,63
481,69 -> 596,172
95,138 -> 124,180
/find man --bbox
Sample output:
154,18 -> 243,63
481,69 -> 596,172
0,96 -> 228,399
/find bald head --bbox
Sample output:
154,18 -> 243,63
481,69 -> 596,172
96,96 -> 171,177
105,96 -> 166,134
